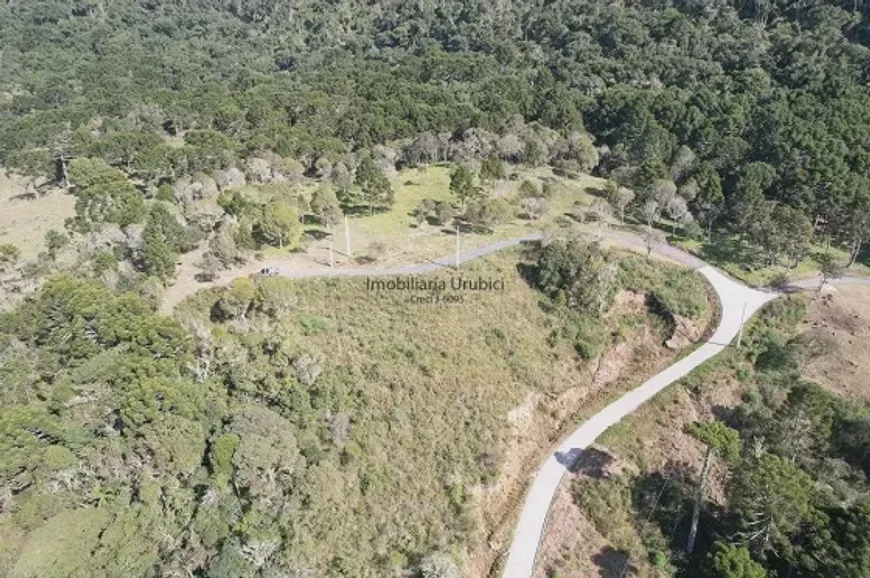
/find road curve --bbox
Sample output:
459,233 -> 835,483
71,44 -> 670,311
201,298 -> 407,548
254,228 -> 781,578
500,265 -> 775,578
164,226 -> 864,578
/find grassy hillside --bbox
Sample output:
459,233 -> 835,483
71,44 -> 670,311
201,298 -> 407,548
0,244 -> 711,578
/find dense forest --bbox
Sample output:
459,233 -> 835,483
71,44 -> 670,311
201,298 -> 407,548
2,0 -> 870,270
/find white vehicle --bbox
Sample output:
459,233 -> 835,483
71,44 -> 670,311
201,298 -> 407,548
259,266 -> 280,276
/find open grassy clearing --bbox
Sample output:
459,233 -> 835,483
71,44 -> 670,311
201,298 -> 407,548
0,170 -> 75,260
672,234 -> 870,286
797,285 -> 870,402
258,165 -> 606,267
166,166 -> 611,309
170,247 -> 712,577
613,218 -> 870,287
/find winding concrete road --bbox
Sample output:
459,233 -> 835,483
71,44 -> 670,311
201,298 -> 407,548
166,227 -> 865,578
500,264 -> 775,578
242,230 -> 776,578
498,248 -> 866,578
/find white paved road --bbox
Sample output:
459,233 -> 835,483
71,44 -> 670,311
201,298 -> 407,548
254,230 -> 862,578
168,225 -> 864,578
258,229 -> 782,578
500,266 -> 776,578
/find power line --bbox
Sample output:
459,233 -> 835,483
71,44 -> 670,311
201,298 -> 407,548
617,473 -> 672,578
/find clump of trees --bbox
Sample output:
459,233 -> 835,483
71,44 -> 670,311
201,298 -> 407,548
535,238 -> 619,316
531,236 -> 709,359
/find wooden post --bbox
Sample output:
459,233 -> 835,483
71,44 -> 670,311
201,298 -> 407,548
328,243 -> 334,267
344,215 -> 351,257
455,224 -> 460,267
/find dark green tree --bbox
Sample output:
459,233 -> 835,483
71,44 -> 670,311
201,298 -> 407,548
729,453 -> 814,557
257,201 -> 302,249
354,156 -> 394,215
449,165 -> 477,207
687,421 -> 741,554
141,204 -> 186,280
703,542 -> 766,578
44,230 -> 69,260
480,154 -> 507,182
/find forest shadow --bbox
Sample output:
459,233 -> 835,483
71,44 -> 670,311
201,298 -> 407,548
632,467 -> 690,541
856,243 -> 870,268
630,461 -> 730,575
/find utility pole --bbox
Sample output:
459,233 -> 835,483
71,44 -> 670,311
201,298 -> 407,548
328,243 -> 334,267
455,224 -> 460,268
736,302 -> 747,348
344,215 -> 351,257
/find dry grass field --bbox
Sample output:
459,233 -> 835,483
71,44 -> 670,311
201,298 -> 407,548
0,170 -> 75,260
798,285 -> 870,402
174,247 -> 712,577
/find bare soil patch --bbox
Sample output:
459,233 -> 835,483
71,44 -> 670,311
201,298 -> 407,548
534,367 -> 743,578
799,286 -> 870,402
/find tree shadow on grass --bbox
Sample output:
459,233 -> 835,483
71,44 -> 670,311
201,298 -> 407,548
591,546 -> 634,578
339,203 -> 390,217
631,464 -> 694,551
556,447 -> 616,476
630,462 -> 731,575
304,228 -> 331,241
515,261 -> 540,291
694,235 -> 759,273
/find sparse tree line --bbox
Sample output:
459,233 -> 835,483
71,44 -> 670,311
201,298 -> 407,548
0,118 -> 605,293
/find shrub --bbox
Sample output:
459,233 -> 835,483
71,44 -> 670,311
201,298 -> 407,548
518,179 -> 540,198
366,241 -> 387,262
434,201 -> 456,225
463,197 -> 513,232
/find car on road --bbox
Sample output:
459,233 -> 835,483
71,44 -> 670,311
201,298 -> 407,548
259,266 -> 280,276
